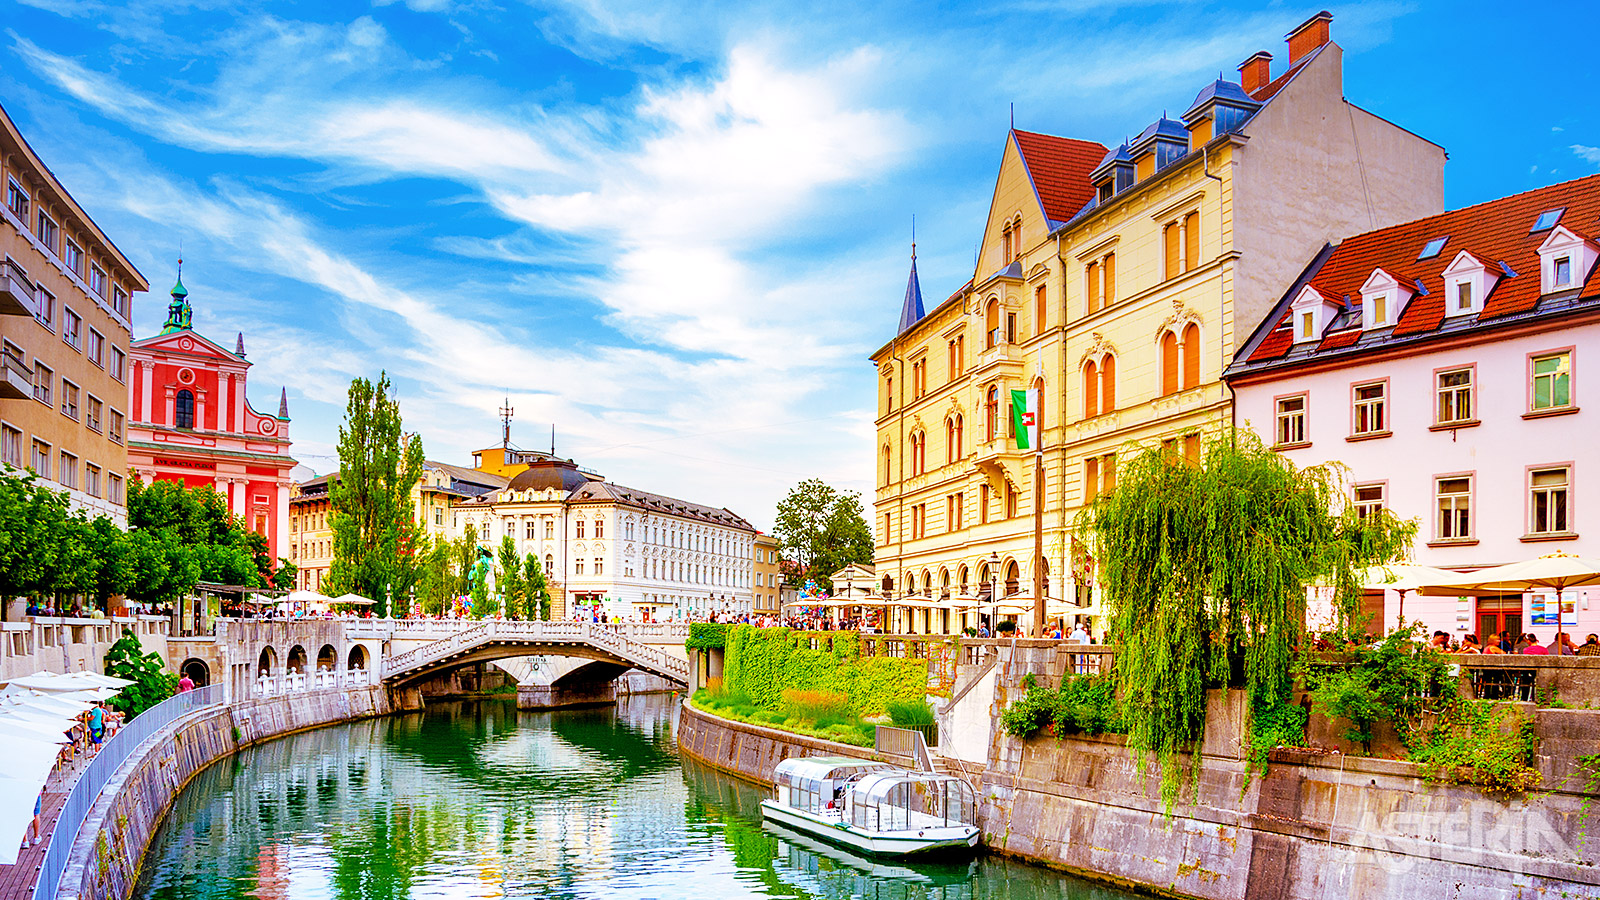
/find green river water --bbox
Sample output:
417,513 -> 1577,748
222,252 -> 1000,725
132,696 -> 1142,900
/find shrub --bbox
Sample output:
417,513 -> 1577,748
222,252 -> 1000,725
1304,627 -> 1456,755
1410,700 -> 1540,793
999,674 -> 1122,739
994,620 -> 1017,634
687,623 -> 729,650
721,625 -> 927,717
886,698 -> 935,728
781,689 -> 852,725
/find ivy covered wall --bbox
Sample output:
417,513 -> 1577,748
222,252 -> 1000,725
720,626 -> 927,717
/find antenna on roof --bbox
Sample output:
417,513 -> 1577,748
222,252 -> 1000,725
911,214 -> 916,259
1009,103 -> 1014,130
551,424 -> 556,456
498,395 -> 514,450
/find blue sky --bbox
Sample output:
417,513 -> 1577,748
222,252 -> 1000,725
3,0 -> 1597,530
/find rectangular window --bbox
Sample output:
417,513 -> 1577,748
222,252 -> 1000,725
979,483 -> 990,524
62,308 -> 81,350
58,451 -> 77,490
1183,433 -> 1200,464
524,519 -> 535,539
1183,211 -> 1199,272
1352,381 -> 1387,435
595,520 -> 604,538
85,464 -> 101,498
1103,252 -> 1116,305
1274,395 -> 1307,446
108,473 -> 124,505
1,425 -> 21,468
64,239 -> 83,276
110,346 -> 126,382
575,520 -> 586,538
1530,467 -> 1571,535
1436,368 -> 1473,424
1004,484 -> 1017,518
61,380 -> 79,420
1035,284 -> 1047,334
575,559 -> 585,575
33,362 -> 52,405
31,439 -> 50,478
87,329 -> 104,367
1005,312 -> 1017,344
436,507 -> 445,526
37,288 -> 54,330
109,409 -> 124,444
88,264 -> 106,297
595,559 -> 604,576
85,395 -> 102,432
111,285 -> 128,317
6,179 -> 28,221
1555,256 -> 1573,288
1354,483 -> 1385,519
36,211 -> 58,253
1531,351 -> 1572,411
1163,223 -> 1179,279
1455,281 -> 1473,312
947,339 -> 958,380
1085,259 -> 1101,313
1436,476 -> 1473,541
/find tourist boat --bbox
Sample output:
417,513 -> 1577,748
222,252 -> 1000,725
761,756 -> 980,857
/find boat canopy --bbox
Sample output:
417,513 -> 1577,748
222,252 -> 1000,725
773,756 -> 892,793
849,772 -> 977,830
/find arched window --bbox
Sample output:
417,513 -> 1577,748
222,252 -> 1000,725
1102,354 -> 1116,411
1083,360 -> 1099,418
953,414 -> 963,460
985,299 -> 1001,349
175,389 -> 195,429
910,431 -> 925,476
986,387 -> 1000,441
1002,226 -> 1012,266
946,413 -> 963,463
1182,323 -> 1201,390
1161,331 -> 1180,396
882,445 -> 892,485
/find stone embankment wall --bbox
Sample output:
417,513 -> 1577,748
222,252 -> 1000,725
58,687 -> 391,900
680,653 -> 1600,900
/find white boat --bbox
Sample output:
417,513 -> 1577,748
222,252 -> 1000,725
760,756 -> 980,857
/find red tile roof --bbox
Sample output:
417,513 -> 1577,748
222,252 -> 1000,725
1011,130 -> 1107,223
1247,54 -> 1312,103
1240,173 -> 1600,366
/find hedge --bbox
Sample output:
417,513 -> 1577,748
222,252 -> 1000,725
685,623 -> 730,650
721,625 -> 926,718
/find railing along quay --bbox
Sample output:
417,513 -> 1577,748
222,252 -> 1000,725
31,685 -> 224,900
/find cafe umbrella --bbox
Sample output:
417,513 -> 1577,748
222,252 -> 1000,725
1416,552 -> 1600,648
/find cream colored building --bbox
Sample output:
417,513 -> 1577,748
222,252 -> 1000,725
871,13 -> 1447,636
752,532 -> 780,614
1,100 -> 147,523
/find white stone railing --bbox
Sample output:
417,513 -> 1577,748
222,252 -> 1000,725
345,618 -> 689,643
254,666 -> 373,698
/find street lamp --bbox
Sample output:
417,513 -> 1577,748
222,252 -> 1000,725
985,551 -> 1002,635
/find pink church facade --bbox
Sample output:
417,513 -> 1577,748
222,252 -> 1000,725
127,274 -> 296,564
1228,175 -> 1600,644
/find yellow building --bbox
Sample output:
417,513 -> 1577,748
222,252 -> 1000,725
871,13 -> 1447,636
752,532 -> 780,614
1,100 -> 147,523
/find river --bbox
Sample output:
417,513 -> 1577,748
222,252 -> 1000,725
132,695 -> 1141,900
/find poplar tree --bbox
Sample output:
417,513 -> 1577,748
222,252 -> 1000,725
327,373 -> 425,617
523,553 -> 550,620
497,535 -> 525,619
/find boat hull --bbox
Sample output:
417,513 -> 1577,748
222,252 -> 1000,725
759,800 -> 979,858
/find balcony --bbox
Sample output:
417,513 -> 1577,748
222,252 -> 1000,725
0,344 -> 28,399
0,259 -> 38,317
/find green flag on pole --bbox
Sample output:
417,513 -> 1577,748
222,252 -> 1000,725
1010,389 -> 1038,450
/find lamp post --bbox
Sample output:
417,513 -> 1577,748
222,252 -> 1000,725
986,551 -> 1002,635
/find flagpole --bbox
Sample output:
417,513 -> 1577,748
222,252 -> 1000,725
1032,445 -> 1045,638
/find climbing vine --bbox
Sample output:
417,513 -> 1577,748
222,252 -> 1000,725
721,625 -> 925,717
1080,431 -> 1415,810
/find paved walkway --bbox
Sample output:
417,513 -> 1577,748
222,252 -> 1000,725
0,745 -> 95,900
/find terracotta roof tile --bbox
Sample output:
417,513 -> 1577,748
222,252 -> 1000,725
1011,130 -> 1108,223
1241,173 -> 1600,367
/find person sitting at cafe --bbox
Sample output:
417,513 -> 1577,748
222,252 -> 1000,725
1577,634 -> 1600,657
1481,631 -> 1506,654
1546,633 -> 1577,656
1458,634 -> 1481,653
1519,633 -> 1549,655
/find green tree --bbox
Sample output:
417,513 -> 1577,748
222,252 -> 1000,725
469,548 -> 494,618
326,373 -> 425,617
0,473 -> 70,616
415,536 -> 453,615
1082,431 -> 1415,809
497,535 -> 525,619
773,479 -> 873,589
104,627 -> 177,719
126,477 -> 272,594
452,523 -> 478,600
523,553 -> 550,620
272,556 -> 297,591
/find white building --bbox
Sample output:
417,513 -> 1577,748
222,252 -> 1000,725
1227,174 -> 1600,643
451,456 -> 757,620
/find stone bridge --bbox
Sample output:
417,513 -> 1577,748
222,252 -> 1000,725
378,621 -> 690,695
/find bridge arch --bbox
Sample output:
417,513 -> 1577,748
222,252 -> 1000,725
347,644 -> 369,672
258,646 -> 277,676
316,644 -> 338,672
286,645 -> 308,674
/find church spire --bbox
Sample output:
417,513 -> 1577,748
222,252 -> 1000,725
896,239 -> 925,334
236,332 -> 246,357
278,387 -> 289,419
160,258 -> 193,334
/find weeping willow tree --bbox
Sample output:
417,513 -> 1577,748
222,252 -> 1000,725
1081,431 -> 1414,809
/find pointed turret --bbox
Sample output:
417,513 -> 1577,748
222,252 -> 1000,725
278,387 -> 289,419
897,245 -> 925,334
236,332 -> 246,357
160,260 -> 193,334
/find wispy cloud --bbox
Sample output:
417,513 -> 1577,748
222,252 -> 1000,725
1572,145 -> 1600,166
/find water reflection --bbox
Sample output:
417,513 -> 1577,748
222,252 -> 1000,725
133,696 -> 1137,900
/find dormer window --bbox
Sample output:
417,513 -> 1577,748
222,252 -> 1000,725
1289,285 -> 1339,344
1359,268 -> 1414,330
1440,251 -> 1498,318
1536,225 -> 1598,295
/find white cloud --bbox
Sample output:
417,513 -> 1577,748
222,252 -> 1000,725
1572,145 -> 1600,166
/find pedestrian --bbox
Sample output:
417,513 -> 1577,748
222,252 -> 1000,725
87,701 -> 106,754
177,673 -> 195,693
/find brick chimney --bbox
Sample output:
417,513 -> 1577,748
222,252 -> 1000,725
1286,10 -> 1333,67
1238,51 -> 1272,95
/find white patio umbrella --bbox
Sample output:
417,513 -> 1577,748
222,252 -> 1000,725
1359,563 -> 1458,624
1417,552 -> 1600,646
332,593 -> 375,606
4,671 -> 131,693
276,589 -> 329,606
0,734 -> 68,865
